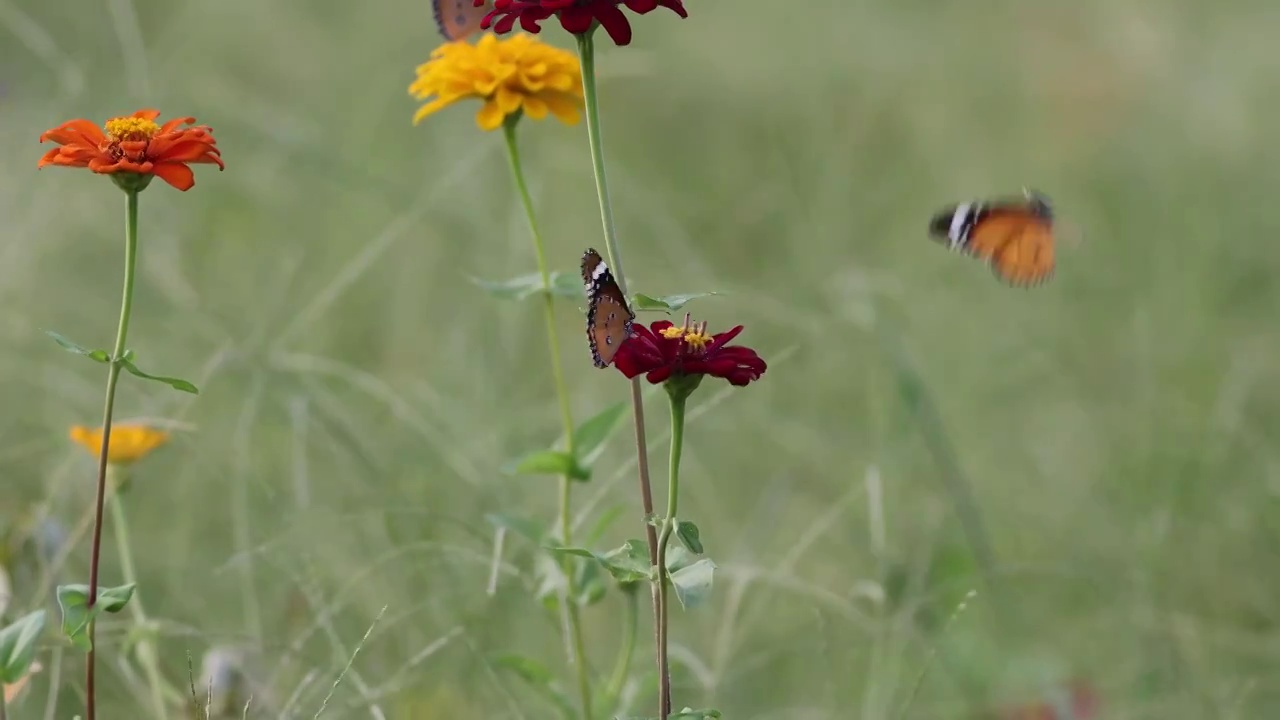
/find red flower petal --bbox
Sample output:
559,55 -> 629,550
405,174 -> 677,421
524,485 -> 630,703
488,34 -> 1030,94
706,325 -> 744,352
645,366 -> 673,384
591,3 -> 633,45
611,320 -> 766,388
558,5 -> 595,33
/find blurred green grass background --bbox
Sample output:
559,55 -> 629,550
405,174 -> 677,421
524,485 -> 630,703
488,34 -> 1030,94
3,0 -> 1280,717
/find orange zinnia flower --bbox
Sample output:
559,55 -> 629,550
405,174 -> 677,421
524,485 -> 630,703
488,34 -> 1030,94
38,109 -> 224,191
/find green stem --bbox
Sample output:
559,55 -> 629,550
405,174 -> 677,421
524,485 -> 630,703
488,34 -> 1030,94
655,393 -> 686,718
501,120 -> 594,720
108,489 -> 170,718
601,587 -> 640,715
85,188 -> 141,720
501,122 -> 577,457
575,27 -> 664,713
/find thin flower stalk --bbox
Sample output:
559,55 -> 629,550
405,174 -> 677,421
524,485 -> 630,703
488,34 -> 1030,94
654,392 -> 687,719
574,27 -> 666,711
501,119 -> 594,720
84,188 -> 142,720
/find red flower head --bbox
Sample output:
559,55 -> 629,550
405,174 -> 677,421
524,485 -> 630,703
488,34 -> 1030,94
480,0 -> 688,46
996,679 -> 1101,720
614,316 -> 766,396
38,109 -> 223,192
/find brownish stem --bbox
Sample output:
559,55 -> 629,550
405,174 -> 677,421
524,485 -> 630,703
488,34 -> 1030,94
629,378 -> 667,715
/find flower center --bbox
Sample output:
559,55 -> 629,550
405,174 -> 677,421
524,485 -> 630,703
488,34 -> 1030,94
104,117 -> 160,142
661,322 -> 712,354
683,330 -> 711,351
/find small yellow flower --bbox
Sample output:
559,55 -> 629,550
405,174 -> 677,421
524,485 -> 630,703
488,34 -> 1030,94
409,33 -> 583,131
69,424 -> 170,466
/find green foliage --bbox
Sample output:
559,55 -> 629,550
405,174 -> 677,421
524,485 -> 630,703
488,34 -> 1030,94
631,293 -> 718,313
503,449 -> 588,481
56,583 -> 136,652
546,539 -> 652,584
675,519 -> 703,554
571,401 -> 628,465
45,330 -> 109,363
491,653 -> 577,719
472,271 -> 581,301
0,610 -> 46,683
119,351 -> 199,394
665,545 -> 716,610
505,402 -> 629,483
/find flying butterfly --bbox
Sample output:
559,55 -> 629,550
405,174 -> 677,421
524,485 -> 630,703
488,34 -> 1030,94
928,189 -> 1056,287
432,0 -> 494,41
581,248 -> 635,368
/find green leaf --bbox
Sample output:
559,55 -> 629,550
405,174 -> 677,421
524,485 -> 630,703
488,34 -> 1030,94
45,330 -> 110,363
0,609 -> 47,683
664,544 -> 697,574
631,292 -> 718,313
491,653 -> 576,719
533,554 -> 568,611
583,504 -> 625,547
571,401 -> 628,465
484,513 -> 546,544
119,355 -> 199,394
472,271 -> 581,302
56,585 -> 92,651
57,582 -> 137,652
673,708 -> 723,719
670,558 -> 717,610
545,539 -> 652,583
535,553 -> 608,611
572,556 -> 608,607
97,582 -> 137,613
676,520 -> 704,555
502,449 -> 588,481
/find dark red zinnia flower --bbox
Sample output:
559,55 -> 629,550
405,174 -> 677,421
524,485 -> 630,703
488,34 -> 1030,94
614,318 -> 767,388
995,679 -> 1100,720
479,0 -> 688,46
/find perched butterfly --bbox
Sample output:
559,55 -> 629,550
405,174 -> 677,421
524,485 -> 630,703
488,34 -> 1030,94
928,189 -> 1056,287
581,248 -> 635,368
432,0 -> 494,41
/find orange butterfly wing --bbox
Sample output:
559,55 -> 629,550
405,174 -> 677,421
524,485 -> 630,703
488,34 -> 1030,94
966,209 -> 1055,287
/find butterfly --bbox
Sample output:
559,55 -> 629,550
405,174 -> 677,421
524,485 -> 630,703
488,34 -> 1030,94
928,189 -> 1056,287
432,0 -> 494,41
581,248 -> 635,368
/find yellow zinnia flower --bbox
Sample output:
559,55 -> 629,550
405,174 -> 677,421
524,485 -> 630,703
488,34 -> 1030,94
409,33 -> 583,131
69,424 -> 170,466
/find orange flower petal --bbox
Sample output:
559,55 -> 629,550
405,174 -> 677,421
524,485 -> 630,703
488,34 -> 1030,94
157,117 -> 195,133
151,162 -> 195,191
38,119 -> 106,147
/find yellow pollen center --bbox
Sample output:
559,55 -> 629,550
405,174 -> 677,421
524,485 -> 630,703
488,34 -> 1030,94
661,327 -> 684,340
683,331 -> 711,351
104,117 -> 160,142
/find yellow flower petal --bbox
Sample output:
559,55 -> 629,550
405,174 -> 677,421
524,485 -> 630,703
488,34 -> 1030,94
476,100 -> 506,131
69,424 -> 170,466
522,96 -> 548,120
542,93 -> 582,125
408,32 -> 584,131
